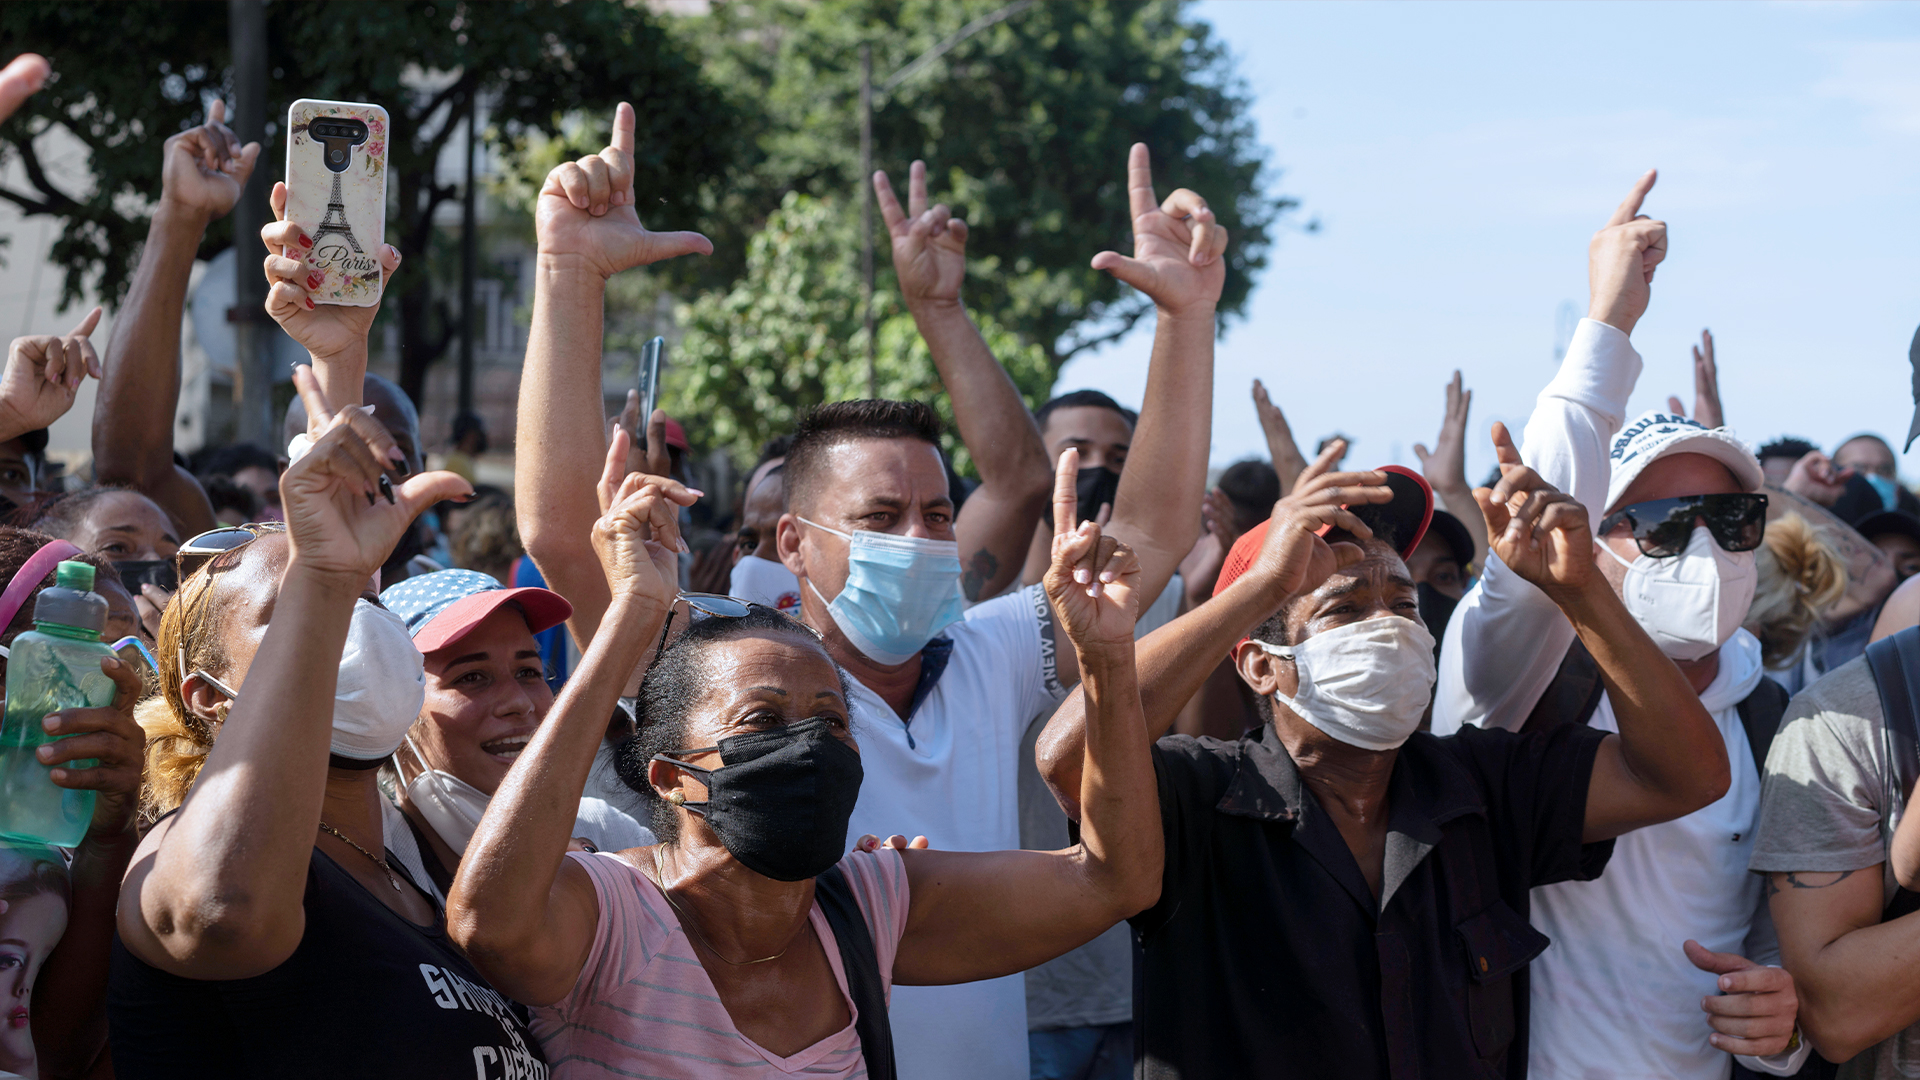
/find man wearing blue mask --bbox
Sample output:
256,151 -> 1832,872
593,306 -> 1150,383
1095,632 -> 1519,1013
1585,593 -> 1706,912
1833,433 -> 1920,520
764,144 -> 1228,1080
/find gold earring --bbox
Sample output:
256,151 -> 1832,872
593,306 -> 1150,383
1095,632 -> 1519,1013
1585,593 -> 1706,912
667,791 -> 685,806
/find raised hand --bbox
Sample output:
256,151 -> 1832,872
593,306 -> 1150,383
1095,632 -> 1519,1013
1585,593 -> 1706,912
261,182 -> 401,360
0,53 -> 49,127
874,161 -> 967,309
1783,449 -> 1849,507
1241,440 -> 1392,603
1252,378 -> 1308,494
1666,329 -> 1723,428
1587,170 -> 1667,336
1474,422 -> 1597,597
592,465 -> 696,613
602,390 -> 673,502
534,102 -> 712,279
37,654 -> 147,840
1044,448 -> 1141,652
0,307 -> 103,437
1683,940 -> 1799,1056
1091,144 -> 1229,318
161,99 -> 261,222
280,365 -> 470,580
1412,370 -> 1472,491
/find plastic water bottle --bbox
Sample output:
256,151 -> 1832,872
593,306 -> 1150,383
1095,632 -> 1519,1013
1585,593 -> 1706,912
0,561 -> 117,848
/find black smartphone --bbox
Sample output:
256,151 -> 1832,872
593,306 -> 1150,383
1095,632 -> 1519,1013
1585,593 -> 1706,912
637,336 -> 664,443
117,559 -> 179,595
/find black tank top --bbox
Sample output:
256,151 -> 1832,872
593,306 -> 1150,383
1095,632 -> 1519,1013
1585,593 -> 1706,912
109,845 -> 549,1079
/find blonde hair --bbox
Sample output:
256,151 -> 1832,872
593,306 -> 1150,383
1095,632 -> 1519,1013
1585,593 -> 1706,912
135,552 -> 240,820
1745,512 -> 1849,669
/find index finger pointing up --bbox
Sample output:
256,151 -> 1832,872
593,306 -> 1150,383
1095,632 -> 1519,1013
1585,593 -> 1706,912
610,102 -> 636,157
873,170 -> 907,230
1125,143 -> 1157,220
291,364 -> 337,430
1053,447 -> 1080,538
1606,169 -> 1657,227
68,306 -> 102,340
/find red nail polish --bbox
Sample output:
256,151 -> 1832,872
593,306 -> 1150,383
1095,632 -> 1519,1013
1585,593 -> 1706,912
307,274 -> 323,289
305,297 -> 315,310
298,232 -> 313,248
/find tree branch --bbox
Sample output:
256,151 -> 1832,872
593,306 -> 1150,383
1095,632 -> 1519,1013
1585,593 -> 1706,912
1056,303 -> 1151,362
0,184 -> 58,216
9,134 -> 79,213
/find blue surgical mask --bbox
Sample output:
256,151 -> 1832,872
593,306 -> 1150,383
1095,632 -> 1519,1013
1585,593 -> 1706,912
1866,472 -> 1901,511
798,518 -> 966,665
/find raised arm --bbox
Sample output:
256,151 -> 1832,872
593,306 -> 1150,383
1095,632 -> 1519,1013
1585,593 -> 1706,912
890,449 -> 1158,984
116,368 -> 468,980
447,469 -> 686,1005
1040,442 -> 1391,818
1473,424 -> 1729,840
515,103 -> 710,650
260,182 -> 402,418
1413,370 -> 1488,570
93,101 -> 258,536
1667,329 -> 1723,429
0,310 -> 102,444
1252,378 -> 1308,496
873,162 -> 1051,601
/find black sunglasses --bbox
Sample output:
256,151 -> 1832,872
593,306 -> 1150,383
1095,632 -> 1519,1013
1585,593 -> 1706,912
175,522 -> 287,580
1598,493 -> 1769,559
651,592 -> 816,666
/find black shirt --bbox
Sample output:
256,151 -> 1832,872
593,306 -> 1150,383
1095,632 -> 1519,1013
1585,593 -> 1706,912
1132,722 -> 1612,1080
109,846 -> 549,1079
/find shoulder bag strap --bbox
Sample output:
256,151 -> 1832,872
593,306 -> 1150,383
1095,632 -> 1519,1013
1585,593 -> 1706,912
1866,626 -> 1920,922
1735,676 -> 1791,775
815,865 -> 896,1080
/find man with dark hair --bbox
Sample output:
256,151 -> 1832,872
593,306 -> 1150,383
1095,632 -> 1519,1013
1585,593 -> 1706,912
1759,436 -> 1819,488
192,442 -> 282,522
1020,389 -> 1139,587
1215,458 -> 1282,535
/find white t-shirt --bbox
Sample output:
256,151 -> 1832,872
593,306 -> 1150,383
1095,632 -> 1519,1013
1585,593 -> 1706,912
843,584 -> 1066,1080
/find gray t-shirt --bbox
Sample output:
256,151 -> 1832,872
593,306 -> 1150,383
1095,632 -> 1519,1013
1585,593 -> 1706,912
1017,576 -> 1183,1032
1748,655 -> 1916,1079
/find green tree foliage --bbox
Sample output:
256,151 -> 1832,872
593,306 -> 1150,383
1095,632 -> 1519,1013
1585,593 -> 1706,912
673,191 -> 1048,473
678,0 -> 1289,369
0,1 -> 732,403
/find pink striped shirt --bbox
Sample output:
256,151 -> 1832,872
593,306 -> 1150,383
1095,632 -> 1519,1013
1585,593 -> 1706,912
531,849 -> 911,1079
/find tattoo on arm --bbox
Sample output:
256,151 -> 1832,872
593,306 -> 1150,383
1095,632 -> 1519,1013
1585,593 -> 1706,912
961,549 -> 999,602
1768,870 -> 1856,898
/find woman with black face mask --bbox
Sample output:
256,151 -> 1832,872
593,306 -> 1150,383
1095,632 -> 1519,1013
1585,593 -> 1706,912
447,450 -> 1161,1079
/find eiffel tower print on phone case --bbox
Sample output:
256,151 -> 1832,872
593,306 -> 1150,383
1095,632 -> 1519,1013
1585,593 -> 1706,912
285,100 -> 389,307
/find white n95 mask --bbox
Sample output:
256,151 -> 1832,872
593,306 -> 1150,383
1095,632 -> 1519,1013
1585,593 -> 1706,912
330,599 -> 427,761
1248,616 -> 1438,751
1603,525 -> 1756,662
403,735 -> 491,853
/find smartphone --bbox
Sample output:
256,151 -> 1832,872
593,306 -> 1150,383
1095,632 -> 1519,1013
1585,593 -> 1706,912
285,99 -> 390,306
638,336 -> 664,442
116,559 -> 179,595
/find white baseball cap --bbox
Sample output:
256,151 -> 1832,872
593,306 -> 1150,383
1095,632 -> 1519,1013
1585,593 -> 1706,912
1605,411 -> 1764,513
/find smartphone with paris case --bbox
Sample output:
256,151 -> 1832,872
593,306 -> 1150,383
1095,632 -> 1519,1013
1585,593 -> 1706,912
284,99 -> 389,306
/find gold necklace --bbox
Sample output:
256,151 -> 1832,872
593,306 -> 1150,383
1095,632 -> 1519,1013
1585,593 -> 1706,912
652,847 -> 791,966
318,820 -> 402,893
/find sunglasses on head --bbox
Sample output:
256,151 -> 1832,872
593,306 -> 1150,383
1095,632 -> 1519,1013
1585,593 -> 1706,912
1597,492 -> 1768,559
176,522 -> 287,580
652,592 -> 816,665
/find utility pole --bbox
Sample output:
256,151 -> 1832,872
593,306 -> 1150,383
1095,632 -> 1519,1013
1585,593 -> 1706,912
228,0 -> 272,446
857,0 -> 1033,400
458,82 -> 478,418
859,45 -> 874,398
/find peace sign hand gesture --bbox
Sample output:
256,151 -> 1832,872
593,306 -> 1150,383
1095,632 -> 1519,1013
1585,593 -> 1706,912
280,365 -> 471,581
1091,144 -> 1230,319
534,102 -> 713,279
1587,170 -> 1667,337
874,160 -> 967,310
0,307 -> 102,438
1473,422 -> 1597,600
1044,449 -> 1141,655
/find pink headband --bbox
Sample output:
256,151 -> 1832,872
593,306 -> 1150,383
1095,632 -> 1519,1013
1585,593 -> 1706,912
0,539 -> 84,631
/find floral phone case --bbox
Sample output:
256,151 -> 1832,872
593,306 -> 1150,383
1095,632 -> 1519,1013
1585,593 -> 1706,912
285,99 -> 389,307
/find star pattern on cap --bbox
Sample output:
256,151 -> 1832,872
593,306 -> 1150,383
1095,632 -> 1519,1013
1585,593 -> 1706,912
379,569 -> 506,637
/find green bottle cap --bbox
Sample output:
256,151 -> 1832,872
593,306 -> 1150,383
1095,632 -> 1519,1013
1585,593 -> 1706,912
54,560 -> 95,592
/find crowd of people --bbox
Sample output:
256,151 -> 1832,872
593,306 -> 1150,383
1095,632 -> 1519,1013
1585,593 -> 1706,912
6,47 -> 1920,1080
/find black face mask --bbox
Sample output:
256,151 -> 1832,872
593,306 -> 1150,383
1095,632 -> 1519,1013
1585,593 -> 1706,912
1416,582 -> 1459,652
117,559 -> 179,594
1044,466 -> 1123,528
653,717 -> 864,881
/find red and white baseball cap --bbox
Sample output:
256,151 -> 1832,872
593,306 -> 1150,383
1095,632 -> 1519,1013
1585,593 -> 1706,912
1213,465 -> 1434,599
379,569 -> 573,654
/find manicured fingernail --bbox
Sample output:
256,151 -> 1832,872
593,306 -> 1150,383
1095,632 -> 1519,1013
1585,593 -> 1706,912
37,746 -> 53,762
379,475 -> 395,505
307,273 -> 323,289
1100,570 -> 1117,583
686,488 -> 705,498
305,298 -> 315,310
365,490 -> 376,507
298,232 -> 312,248
1719,977 -> 1731,991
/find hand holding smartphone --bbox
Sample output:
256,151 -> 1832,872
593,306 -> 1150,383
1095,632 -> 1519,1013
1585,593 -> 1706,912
284,99 -> 390,306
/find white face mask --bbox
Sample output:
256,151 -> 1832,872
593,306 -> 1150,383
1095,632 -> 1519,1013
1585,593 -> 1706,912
402,735 -> 490,853
1602,525 -> 1757,662
1248,616 -> 1438,752
727,553 -> 803,614
330,599 -> 427,761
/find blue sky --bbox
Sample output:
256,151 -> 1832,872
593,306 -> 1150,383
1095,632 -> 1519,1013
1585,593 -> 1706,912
1055,0 -> 1920,484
